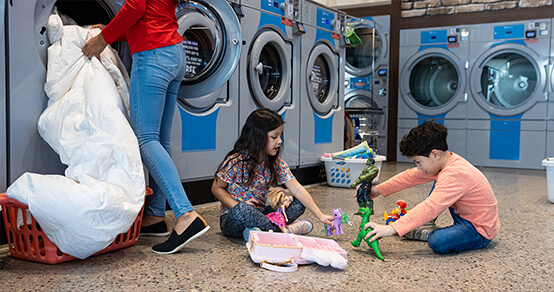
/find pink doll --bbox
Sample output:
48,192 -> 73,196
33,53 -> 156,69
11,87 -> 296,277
265,187 -> 294,233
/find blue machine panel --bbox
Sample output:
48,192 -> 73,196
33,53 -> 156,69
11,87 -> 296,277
313,111 -> 334,144
420,30 -> 447,44
493,24 -> 525,40
316,7 -> 335,31
489,113 -> 523,160
179,107 -> 220,151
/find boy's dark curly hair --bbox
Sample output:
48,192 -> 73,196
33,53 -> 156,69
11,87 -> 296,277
399,120 -> 448,158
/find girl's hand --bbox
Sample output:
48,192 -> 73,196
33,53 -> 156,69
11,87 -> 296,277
363,221 -> 397,242
245,198 -> 260,207
317,213 -> 335,227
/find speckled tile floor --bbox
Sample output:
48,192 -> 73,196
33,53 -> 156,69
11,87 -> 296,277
1,161 -> 553,291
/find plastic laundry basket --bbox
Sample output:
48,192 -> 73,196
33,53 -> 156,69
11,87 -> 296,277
0,188 -> 151,264
321,155 -> 386,188
542,158 -> 554,203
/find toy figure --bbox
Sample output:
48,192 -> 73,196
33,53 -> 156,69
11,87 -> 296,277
384,200 -> 411,225
326,208 -> 344,236
351,204 -> 385,261
265,187 -> 294,233
350,157 -> 379,188
351,180 -> 384,260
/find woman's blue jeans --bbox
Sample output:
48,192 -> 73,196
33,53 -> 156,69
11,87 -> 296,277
129,43 -> 193,219
427,207 -> 492,254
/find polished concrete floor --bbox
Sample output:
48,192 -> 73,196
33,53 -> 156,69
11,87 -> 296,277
1,161 -> 553,291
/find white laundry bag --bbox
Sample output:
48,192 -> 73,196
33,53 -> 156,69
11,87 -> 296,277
6,12 -> 145,259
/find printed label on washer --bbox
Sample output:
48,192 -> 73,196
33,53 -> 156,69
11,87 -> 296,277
183,40 -> 202,77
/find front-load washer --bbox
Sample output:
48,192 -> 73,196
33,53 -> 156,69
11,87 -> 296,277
468,19 -> 551,169
298,0 -> 346,167
547,18 -> 554,159
238,0 -> 301,167
1,2 -> 6,193
344,15 -> 389,155
397,25 -> 470,163
169,0 -> 241,185
4,0 -> 130,191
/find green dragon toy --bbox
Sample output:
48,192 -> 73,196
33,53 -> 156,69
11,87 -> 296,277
351,200 -> 384,261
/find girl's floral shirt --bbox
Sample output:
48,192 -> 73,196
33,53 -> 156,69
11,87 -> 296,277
216,151 -> 294,215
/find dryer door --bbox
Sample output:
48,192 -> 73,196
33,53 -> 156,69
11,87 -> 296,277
345,18 -> 387,77
247,29 -> 292,112
400,48 -> 466,116
306,42 -> 339,115
470,44 -> 546,116
176,0 -> 241,106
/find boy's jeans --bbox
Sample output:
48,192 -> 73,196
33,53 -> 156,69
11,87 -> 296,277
130,43 -> 193,219
428,207 -> 492,254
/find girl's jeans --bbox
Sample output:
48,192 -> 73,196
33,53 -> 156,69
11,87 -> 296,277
427,207 -> 492,254
220,199 -> 306,238
130,43 -> 193,219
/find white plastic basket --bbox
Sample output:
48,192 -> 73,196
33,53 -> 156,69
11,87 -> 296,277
542,158 -> 554,203
321,155 -> 386,188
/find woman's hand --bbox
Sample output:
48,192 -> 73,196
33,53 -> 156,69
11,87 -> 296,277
92,24 -> 106,30
363,221 -> 397,242
82,32 -> 108,60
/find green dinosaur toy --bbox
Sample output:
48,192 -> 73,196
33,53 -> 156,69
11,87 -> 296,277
350,158 -> 379,188
351,203 -> 385,261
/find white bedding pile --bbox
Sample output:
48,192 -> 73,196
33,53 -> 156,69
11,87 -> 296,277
6,12 -> 145,259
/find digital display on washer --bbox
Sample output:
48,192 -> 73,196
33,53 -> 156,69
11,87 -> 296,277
447,35 -> 457,43
378,69 -> 387,76
525,30 -> 536,38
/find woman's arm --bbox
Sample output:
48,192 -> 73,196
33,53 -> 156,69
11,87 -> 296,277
284,178 -> 334,226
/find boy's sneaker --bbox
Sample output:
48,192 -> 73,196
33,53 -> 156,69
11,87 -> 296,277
403,222 -> 438,242
242,227 -> 262,241
287,219 -> 313,235
152,215 -> 210,254
140,220 -> 170,237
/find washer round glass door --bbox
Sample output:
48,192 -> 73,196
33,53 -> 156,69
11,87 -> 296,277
306,43 -> 339,115
247,30 -> 291,111
345,19 -> 386,77
400,49 -> 465,116
176,0 -> 241,107
470,44 -> 545,116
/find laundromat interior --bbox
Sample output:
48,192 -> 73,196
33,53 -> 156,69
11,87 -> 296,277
1,0 -> 554,290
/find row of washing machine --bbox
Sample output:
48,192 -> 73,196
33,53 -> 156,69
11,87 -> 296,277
397,18 -> 554,169
343,15 -> 390,157
0,0 -> 350,193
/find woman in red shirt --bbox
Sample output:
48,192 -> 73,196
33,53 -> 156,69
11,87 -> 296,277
83,0 -> 210,255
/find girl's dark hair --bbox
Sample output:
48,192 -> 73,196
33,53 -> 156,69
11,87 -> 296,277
399,120 -> 448,157
174,0 -> 189,6
217,108 -> 285,186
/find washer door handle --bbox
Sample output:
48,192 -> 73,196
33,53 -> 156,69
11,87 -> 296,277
255,62 -> 264,75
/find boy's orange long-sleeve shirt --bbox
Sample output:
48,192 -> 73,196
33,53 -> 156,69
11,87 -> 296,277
377,153 -> 500,240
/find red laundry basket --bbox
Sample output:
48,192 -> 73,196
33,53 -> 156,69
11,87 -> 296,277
0,188 -> 152,264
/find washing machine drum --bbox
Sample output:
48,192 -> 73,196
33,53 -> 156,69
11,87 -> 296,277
479,52 -> 537,108
306,43 -> 339,115
345,25 -> 382,76
176,0 -> 241,101
247,29 -> 292,111
409,56 -> 459,108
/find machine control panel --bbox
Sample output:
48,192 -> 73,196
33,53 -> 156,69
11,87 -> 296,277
263,0 -> 294,19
